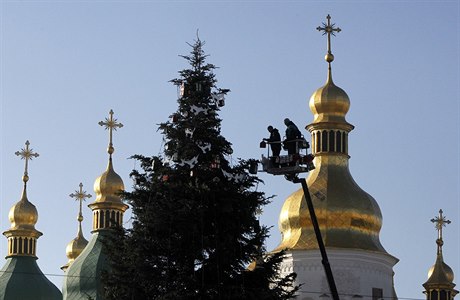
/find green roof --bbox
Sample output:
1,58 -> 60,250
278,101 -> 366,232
63,232 -> 108,300
0,256 -> 62,300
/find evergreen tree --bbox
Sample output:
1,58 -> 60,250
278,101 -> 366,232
103,39 -> 298,300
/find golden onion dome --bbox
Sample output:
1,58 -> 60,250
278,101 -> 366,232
8,189 -> 38,230
275,155 -> 388,253
93,158 -> 124,204
427,255 -> 455,283
65,225 -> 88,262
309,71 -> 350,124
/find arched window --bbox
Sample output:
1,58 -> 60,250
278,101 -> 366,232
105,210 -> 110,228
316,132 -> 321,153
440,290 -> 447,300
18,238 -> 23,254
111,210 -> 116,226
336,131 -> 342,152
100,211 -> 104,229
343,132 -> 347,153
24,238 -> 29,254
95,211 -> 99,229
322,131 -> 328,152
329,131 -> 335,152
13,238 -> 17,254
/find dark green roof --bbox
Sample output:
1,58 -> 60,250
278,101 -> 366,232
0,256 -> 61,300
63,232 -> 108,300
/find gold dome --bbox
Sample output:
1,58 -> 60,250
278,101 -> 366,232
426,254 -> 455,284
8,189 -> 38,230
65,225 -> 88,262
93,158 -> 125,204
275,155 -> 388,253
309,73 -> 351,124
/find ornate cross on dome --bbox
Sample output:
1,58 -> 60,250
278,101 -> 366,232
15,140 -> 39,183
317,14 -> 341,63
70,183 -> 92,223
431,209 -> 451,240
431,209 -> 451,254
99,109 -> 123,156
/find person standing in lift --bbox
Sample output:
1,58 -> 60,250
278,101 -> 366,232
283,118 -> 301,155
263,126 -> 281,157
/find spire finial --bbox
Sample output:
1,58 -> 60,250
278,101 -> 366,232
431,209 -> 451,255
98,109 -> 123,157
15,140 -> 39,184
317,14 -> 341,82
69,183 -> 92,224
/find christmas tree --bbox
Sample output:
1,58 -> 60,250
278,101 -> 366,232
103,38 -> 298,300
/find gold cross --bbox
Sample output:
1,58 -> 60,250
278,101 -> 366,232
317,14 -> 341,63
15,140 -> 39,182
431,209 -> 451,241
69,183 -> 92,222
98,109 -> 123,155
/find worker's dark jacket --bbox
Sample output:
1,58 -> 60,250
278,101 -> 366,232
285,121 -> 301,140
267,129 -> 281,155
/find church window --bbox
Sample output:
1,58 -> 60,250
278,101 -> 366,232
440,290 -> 447,300
329,130 -> 335,152
316,132 -> 321,152
336,131 -> 342,152
13,238 -> 17,254
111,210 -> 116,226
100,211 -> 104,229
18,238 -> 23,254
24,238 -> 29,254
430,290 -> 439,300
372,288 -> 383,300
322,131 -> 328,151
105,210 -> 110,228
343,132 -> 347,153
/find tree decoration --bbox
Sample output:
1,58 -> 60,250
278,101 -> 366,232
103,38 -> 298,300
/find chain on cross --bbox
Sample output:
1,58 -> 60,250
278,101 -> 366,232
316,14 -> 341,63
69,183 -> 92,223
15,140 -> 39,183
98,109 -> 123,156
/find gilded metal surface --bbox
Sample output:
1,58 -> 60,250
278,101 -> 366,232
63,183 -> 90,271
93,158 -> 125,205
275,155 -> 386,253
275,29 -> 388,253
316,14 -> 341,64
423,210 -> 456,288
92,110 -> 126,206
98,109 -> 123,155
309,79 -> 351,124
3,141 -> 43,249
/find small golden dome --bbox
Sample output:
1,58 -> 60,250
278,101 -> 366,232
65,227 -> 88,261
425,253 -> 455,286
309,73 -> 350,124
8,189 -> 38,230
93,158 -> 124,204
428,258 -> 454,282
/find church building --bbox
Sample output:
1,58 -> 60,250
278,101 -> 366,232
0,15 -> 456,300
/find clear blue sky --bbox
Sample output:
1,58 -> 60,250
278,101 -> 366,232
1,1 -> 459,298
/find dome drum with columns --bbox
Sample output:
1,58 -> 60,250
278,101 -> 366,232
63,110 -> 128,300
423,210 -> 458,300
0,141 -> 62,299
275,15 -> 398,299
